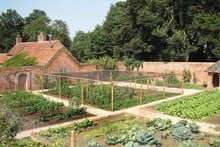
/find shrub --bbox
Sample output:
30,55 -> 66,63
183,69 -> 191,83
3,52 -> 36,67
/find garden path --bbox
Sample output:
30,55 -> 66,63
17,88 -> 220,139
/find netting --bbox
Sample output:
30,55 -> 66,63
49,71 -> 173,82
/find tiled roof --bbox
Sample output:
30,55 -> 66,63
0,53 -> 8,64
206,60 -> 220,73
7,40 -> 65,66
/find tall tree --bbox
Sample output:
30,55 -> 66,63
0,9 -> 24,52
50,20 -> 71,48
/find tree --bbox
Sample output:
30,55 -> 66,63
25,9 -> 47,25
23,15 -> 50,42
70,31 -> 93,62
50,20 -> 71,48
0,9 -> 24,52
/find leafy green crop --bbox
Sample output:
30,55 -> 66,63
146,118 -> 172,131
156,90 -> 220,120
171,120 -> 194,141
72,119 -> 97,133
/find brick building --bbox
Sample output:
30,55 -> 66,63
0,32 -> 98,92
206,61 -> 220,89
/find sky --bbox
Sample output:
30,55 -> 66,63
0,0 -> 124,38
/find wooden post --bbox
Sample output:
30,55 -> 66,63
59,77 -> 61,98
71,131 -> 75,147
109,72 -> 114,111
86,80 -> 89,97
81,80 -> 84,105
140,81 -> 143,104
153,78 -> 156,90
146,78 -> 149,90
181,80 -> 184,94
111,82 -> 114,111
163,77 -> 166,98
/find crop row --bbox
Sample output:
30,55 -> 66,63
46,80 -> 177,110
0,90 -> 87,122
156,90 -> 220,120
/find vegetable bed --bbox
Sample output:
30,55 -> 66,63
0,90 -> 91,131
46,81 -> 178,110
156,90 -> 220,120
36,116 -> 220,147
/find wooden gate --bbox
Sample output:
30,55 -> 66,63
212,73 -> 219,87
18,74 -> 27,89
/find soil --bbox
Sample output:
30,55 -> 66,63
206,115 -> 220,125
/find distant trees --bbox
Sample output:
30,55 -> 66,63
0,9 -> 24,52
0,9 -> 71,52
1,0 -> 220,62
71,0 -> 220,62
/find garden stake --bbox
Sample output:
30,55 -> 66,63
81,80 -> 84,105
181,80 -> 184,94
71,131 -> 75,147
153,78 -> 156,90
86,80 -> 89,97
140,81 -> 143,104
146,78 -> 149,90
111,82 -> 114,112
163,77 -> 166,98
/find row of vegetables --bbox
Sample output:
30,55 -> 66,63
156,90 -> 220,120
0,90 -> 87,122
38,117 -> 220,147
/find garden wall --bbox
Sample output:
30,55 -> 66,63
138,62 -> 214,85
0,66 -> 41,93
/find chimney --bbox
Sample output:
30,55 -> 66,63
16,34 -> 22,44
37,32 -> 46,42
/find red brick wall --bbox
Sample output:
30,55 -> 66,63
0,66 -> 41,93
46,50 -> 80,73
138,62 -> 214,85
80,63 -> 102,72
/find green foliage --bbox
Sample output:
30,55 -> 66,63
146,118 -> 172,131
0,90 -> 87,123
88,138 -> 101,147
156,90 -> 220,120
72,119 -> 97,133
0,113 -> 19,144
2,138 -> 48,147
209,137 -> 220,147
105,135 -> 119,145
123,56 -> 143,71
135,131 -> 160,146
171,121 -> 193,141
189,122 -> 200,133
88,56 -> 117,70
0,9 -> 24,52
3,52 -> 37,67
178,140 -> 203,147
183,69 -> 191,83
71,0 -> 220,62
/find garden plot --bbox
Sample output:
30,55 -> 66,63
34,114 -> 220,147
155,90 -> 220,124
0,90 -> 93,131
44,79 -> 178,111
